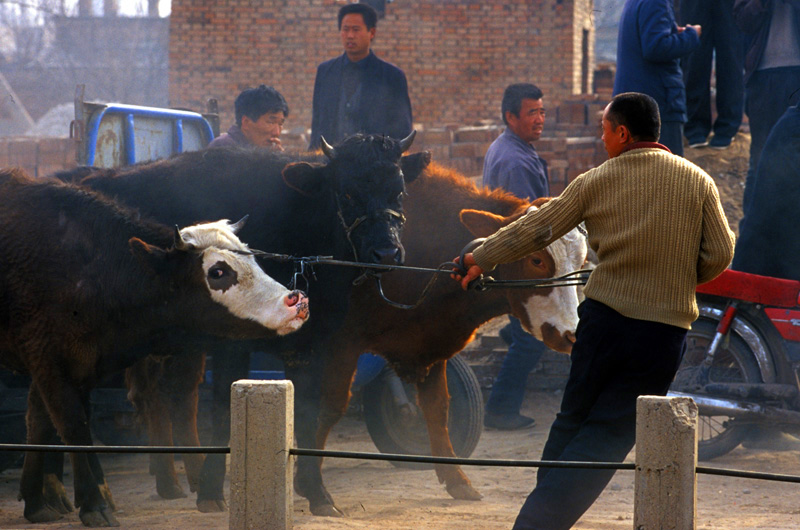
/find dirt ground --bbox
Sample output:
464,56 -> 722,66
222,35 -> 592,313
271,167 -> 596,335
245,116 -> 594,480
0,135 -> 781,529
1,389 -> 800,530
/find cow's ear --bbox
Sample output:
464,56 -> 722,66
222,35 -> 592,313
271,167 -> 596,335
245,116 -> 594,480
129,237 -> 169,274
282,162 -> 324,196
400,151 -> 431,184
459,209 -> 511,237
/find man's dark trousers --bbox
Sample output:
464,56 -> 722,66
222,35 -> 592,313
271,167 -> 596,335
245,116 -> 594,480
512,299 -> 686,530
681,0 -> 744,142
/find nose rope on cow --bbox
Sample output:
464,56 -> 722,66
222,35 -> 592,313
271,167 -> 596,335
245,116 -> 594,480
242,244 -> 592,309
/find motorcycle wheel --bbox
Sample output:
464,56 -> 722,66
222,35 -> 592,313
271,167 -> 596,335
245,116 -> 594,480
671,317 -> 761,460
361,355 -> 483,470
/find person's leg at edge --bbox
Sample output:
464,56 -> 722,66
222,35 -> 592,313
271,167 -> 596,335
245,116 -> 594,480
485,317 -> 547,429
681,0 -> 714,144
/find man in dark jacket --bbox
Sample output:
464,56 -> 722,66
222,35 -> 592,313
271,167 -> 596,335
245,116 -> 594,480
308,3 -> 412,150
614,0 -> 701,156
734,0 -> 800,220
207,85 -> 288,150
732,103 -> 800,282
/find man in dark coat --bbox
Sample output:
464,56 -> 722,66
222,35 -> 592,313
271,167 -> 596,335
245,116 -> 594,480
207,85 -> 288,150
732,103 -> 800,282
614,0 -> 701,156
308,3 -> 412,151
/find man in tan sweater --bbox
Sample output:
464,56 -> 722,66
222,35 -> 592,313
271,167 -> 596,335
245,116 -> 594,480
456,92 -> 735,530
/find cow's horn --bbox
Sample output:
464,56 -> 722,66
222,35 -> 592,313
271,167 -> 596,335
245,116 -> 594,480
398,130 -> 417,153
320,136 -> 336,159
173,225 -> 190,251
230,215 -> 248,234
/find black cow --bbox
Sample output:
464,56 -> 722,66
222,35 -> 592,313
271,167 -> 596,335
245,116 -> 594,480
61,133 -> 429,511
0,168 -> 308,526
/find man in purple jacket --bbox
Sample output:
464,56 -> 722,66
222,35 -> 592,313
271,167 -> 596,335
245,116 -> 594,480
481,83 -> 550,431
207,85 -> 288,150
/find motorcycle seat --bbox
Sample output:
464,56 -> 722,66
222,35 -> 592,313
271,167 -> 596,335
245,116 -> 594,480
697,269 -> 800,308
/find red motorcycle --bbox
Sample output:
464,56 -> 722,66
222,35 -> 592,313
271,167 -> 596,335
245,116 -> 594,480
669,268 -> 800,460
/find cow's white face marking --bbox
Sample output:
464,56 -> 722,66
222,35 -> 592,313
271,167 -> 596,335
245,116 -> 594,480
521,223 -> 588,344
180,220 -> 309,335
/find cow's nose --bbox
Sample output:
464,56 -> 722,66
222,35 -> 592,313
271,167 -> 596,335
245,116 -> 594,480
372,247 -> 403,266
284,290 -> 306,307
565,331 -> 577,344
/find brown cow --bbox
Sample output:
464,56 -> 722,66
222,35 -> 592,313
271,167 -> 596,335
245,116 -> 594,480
127,161 -> 587,516
297,163 -> 587,516
0,169 -> 308,526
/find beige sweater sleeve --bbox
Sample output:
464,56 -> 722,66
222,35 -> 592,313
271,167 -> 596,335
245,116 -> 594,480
697,178 -> 736,284
472,176 -> 586,271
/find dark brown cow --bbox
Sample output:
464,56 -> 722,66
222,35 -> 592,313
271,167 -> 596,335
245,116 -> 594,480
0,169 -> 308,527
131,162 -> 587,516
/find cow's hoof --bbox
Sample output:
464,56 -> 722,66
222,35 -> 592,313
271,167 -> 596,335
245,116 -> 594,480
43,473 -> 74,514
446,482 -> 483,501
79,507 -> 120,527
25,505 -> 64,523
197,499 -> 227,512
310,503 -> 345,517
98,480 -> 117,511
156,480 -> 187,500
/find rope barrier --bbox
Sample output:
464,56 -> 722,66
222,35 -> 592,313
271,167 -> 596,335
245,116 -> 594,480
3,444 -> 799,484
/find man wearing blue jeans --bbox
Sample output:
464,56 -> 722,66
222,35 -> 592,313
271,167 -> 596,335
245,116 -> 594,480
482,83 -> 550,431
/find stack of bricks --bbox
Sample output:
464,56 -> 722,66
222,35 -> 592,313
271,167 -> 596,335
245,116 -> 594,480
0,137 -> 76,178
168,0 -> 595,136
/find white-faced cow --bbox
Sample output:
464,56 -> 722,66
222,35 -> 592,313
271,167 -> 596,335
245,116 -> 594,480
54,132 -> 429,511
0,168 -> 308,527
120,161 -> 588,516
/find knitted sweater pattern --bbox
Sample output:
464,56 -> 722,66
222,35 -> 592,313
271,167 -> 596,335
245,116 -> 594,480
472,148 -> 735,329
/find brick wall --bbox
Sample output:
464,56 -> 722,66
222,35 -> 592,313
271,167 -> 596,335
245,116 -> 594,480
168,0 -> 595,134
0,137 -> 76,177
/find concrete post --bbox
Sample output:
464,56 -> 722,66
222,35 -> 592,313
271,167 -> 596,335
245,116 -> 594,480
229,380 -> 294,530
634,395 -> 698,530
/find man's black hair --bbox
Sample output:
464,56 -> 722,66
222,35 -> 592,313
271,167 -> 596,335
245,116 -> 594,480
338,3 -> 378,30
234,85 -> 289,127
501,83 -> 544,125
606,92 -> 661,142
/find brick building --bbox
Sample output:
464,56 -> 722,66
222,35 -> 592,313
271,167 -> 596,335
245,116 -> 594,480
168,0 -> 595,134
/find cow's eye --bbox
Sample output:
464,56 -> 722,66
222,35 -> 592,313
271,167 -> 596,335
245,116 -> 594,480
531,257 -> 543,266
208,266 -> 227,280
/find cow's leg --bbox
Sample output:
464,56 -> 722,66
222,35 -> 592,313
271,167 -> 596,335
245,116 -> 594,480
82,396 -> 117,513
126,358 -> 186,500
165,353 -> 207,494
288,354 -> 345,517
41,439 -> 73,514
415,360 -> 482,501
196,345 -> 248,512
20,385 -> 62,523
39,373 -> 118,527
